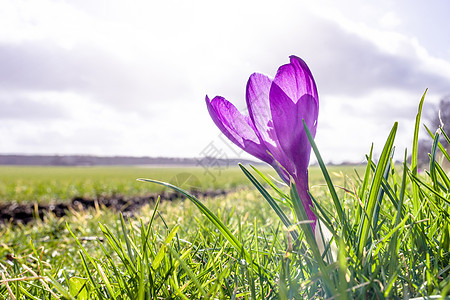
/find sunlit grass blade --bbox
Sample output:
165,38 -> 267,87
120,213 -> 135,265
303,119 -> 350,240
309,192 -> 333,229
372,148 -> 394,239
440,126 -> 450,164
137,177 -> 266,276
45,273 -> 76,300
425,125 -> 450,162
138,178 -> 240,248
435,161 -> 450,191
357,122 -> 398,257
398,149 -> 408,221
359,145 -> 374,203
289,182 -> 336,297
365,154 -> 401,209
152,225 -> 179,270
386,149 -> 409,286
238,164 -> 298,241
250,165 -> 291,206
441,126 -> 450,144
337,238 -> 349,300
98,223 -> 138,274
412,89 -> 427,216
164,245 -> 208,299
429,131 -> 440,191
408,172 -> 450,208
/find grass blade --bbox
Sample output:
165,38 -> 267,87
290,182 -> 336,297
357,122 -> 398,257
429,131 -> 440,191
137,177 -> 266,277
120,213 -> 135,265
239,164 -> 298,241
425,125 -> 450,162
371,148 -> 394,239
411,90 -> 427,216
303,119 -> 350,240
250,165 -> 291,207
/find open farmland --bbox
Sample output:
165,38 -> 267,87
0,164 -> 365,295
0,165 -> 267,204
1,161 -> 449,298
0,165 -> 364,204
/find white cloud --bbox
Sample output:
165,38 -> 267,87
379,11 -> 402,29
0,0 -> 448,164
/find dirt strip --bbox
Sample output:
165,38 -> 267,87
0,189 -> 228,225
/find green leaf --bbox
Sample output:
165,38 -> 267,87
372,148 -> 394,238
303,119 -> 350,240
250,165 -> 291,207
430,131 -> 440,191
152,225 -> 179,270
411,89 -> 427,215
435,161 -> 450,191
69,277 -> 88,300
239,164 -> 298,241
137,177 -> 267,276
425,125 -> 450,163
120,213 -> 135,265
360,145 -> 374,202
357,122 -> 398,257
290,182 -> 336,297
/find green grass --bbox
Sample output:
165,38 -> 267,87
0,165 -> 364,299
0,166 -> 262,204
1,156 -> 447,298
0,165 -> 362,204
0,155 -> 448,298
0,187 -> 291,298
1,94 -> 448,299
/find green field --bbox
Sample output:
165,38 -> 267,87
0,164 -> 364,203
1,161 -> 448,299
0,164 -> 364,297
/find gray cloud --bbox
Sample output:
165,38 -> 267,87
310,29 -> 449,97
0,96 -> 68,120
256,17 -> 450,98
0,42 -> 191,112
341,99 -> 418,120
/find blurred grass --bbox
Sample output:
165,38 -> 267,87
0,164 -> 365,203
1,92 -> 448,299
0,187 -> 290,298
0,158 -> 448,298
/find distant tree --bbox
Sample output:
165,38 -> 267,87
416,139 -> 433,168
430,96 -> 450,135
416,95 -> 450,168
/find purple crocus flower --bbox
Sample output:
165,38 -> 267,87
206,55 -> 319,227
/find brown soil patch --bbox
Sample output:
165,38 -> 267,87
0,189 -> 228,225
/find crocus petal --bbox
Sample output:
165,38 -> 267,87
269,82 -> 318,226
205,95 -> 273,164
273,55 -> 318,105
206,55 -> 320,230
246,73 -> 294,181
269,84 -> 319,174
246,73 -> 274,147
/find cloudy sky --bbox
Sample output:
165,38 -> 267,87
1,0 -> 449,163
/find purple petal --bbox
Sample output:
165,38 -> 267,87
273,56 -> 318,104
246,73 -> 295,178
246,73 -> 274,147
205,95 -> 273,164
269,84 -> 318,173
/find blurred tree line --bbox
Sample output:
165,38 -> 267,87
417,95 -> 450,167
